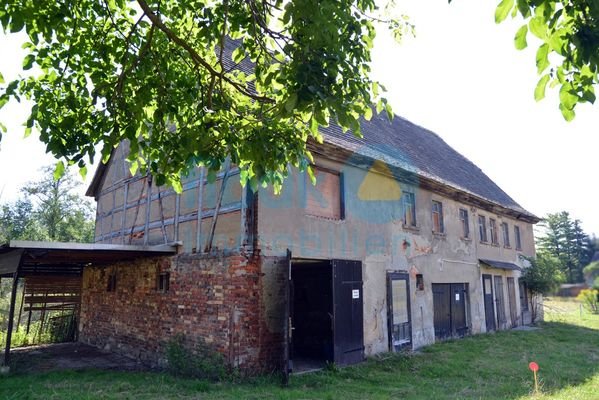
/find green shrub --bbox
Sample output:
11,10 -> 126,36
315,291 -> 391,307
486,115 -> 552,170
165,334 -> 228,381
576,289 -> 599,314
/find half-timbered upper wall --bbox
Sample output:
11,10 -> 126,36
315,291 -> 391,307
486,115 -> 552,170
94,143 -> 246,253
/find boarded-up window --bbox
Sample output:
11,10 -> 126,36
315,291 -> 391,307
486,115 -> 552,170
432,200 -> 444,233
501,222 -> 510,247
514,226 -> 522,250
489,218 -> 498,245
306,166 -> 342,220
402,192 -> 416,226
459,208 -> 469,239
478,216 -> 488,242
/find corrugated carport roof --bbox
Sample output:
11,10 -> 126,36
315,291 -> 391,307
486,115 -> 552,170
0,240 -> 178,277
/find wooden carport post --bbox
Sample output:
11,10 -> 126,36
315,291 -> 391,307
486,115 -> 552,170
3,268 -> 20,369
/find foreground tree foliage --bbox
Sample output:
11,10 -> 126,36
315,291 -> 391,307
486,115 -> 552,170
0,166 -> 95,243
520,252 -> 563,322
494,0 -> 599,120
0,0 -> 409,192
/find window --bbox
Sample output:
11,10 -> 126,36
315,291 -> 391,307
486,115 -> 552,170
489,218 -> 498,245
478,216 -> 488,242
431,200 -> 444,233
501,222 -> 510,247
459,208 -> 470,239
306,166 -> 343,220
157,272 -> 170,292
402,192 -> 416,227
107,272 -> 117,292
416,274 -> 424,291
514,226 -> 522,250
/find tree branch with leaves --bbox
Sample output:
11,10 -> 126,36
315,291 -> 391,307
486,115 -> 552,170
0,0 -> 406,193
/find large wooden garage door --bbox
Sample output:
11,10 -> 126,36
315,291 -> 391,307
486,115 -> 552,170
432,283 -> 468,340
332,259 -> 364,366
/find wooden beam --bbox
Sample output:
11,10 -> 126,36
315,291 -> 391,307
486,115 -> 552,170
121,182 -> 129,244
3,270 -> 19,367
144,175 -> 153,245
196,167 -> 205,253
205,158 -> 231,252
174,193 -> 181,242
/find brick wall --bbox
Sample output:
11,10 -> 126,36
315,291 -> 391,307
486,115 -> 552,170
79,251 -> 286,372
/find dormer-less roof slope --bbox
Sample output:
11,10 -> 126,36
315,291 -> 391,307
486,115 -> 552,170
319,113 -> 538,221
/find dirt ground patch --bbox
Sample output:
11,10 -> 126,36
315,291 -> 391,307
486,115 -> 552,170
9,342 -> 147,373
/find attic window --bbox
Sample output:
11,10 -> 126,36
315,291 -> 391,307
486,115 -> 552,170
157,272 -> 170,292
305,166 -> 344,220
107,273 -> 117,292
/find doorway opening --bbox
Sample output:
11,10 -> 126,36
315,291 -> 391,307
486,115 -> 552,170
291,260 -> 333,372
288,258 -> 364,373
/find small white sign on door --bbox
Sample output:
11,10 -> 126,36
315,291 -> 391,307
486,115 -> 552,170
455,293 -> 460,301
352,289 -> 360,299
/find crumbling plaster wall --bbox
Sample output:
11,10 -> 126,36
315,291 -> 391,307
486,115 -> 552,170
256,154 -> 536,352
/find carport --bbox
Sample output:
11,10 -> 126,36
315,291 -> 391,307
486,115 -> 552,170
0,240 -> 177,370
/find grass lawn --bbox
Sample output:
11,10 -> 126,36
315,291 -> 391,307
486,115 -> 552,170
1,298 -> 597,400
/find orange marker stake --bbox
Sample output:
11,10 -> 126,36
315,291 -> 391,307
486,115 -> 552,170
529,361 -> 539,394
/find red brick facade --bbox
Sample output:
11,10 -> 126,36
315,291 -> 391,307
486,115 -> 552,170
79,252 -> 286,372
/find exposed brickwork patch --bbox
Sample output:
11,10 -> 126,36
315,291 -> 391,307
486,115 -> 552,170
79,252 -> 285,372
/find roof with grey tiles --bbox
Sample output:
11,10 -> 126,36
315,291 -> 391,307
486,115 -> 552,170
320,113 -> 536,218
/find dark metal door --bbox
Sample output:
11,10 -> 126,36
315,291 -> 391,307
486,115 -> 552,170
432,284 -> 451,339
450,283 -> 468,337
332,259 -> 364,365
482,274 -> 496,332
507,277 -> 518,328
387,272 -> 411,351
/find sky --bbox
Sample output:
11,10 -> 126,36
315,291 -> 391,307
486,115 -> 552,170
0,0 -> 597,236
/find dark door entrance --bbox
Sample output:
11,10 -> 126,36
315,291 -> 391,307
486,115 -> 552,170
482,274 -> 496,332
332,259 -> 364,365
387,272 -> 411,351
432,283 -> 468,340
507,277 -> 518,328
289,258 -> 363,371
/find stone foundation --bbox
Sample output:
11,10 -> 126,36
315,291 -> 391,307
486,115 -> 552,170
79,251 -> 286,372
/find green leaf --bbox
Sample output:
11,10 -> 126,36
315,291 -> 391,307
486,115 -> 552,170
306,166 -> 316,185
0,71 -> 4,84
559,84 -> 578,110
0,122 -> 6,133
385,103 -> 394,121
548,31 -> 565,55
22,54 -> 35,70
495,0 -> 514,23
54,161 -> 65,181
284,93 -> 298,112
536,44 -> 550,74
129,161 -> 139,177
24,127 -> 32,138
514,25 -> 528,50
516,0 -> 531,18
79,165 -> 88,180
559,103 -> 575,122
364,107 -> 373,121
534,74 -> 550,101
529,17 -> 547,39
